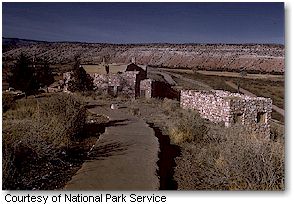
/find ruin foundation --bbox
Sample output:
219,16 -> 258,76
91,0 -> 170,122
180,90 -> 272,138
63,71 -> 138,98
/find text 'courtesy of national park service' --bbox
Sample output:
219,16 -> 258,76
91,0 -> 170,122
4,193 -> 167,204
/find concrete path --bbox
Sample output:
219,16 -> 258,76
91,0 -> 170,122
225,81 -> 285,117
64,106 -> 159,190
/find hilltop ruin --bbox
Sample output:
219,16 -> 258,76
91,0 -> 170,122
63,58 -> 273,138
180,90 -> 272,138
63,58 -> 179,99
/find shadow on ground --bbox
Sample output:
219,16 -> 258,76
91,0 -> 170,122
88,140 -> 131,160
148,123 -> 181,190
105,119 -> 130,127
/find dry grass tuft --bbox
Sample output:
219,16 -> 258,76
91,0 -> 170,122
129,106 -> 140,116
174,124 -> 285,190
131,97 -> 284,190
161,98 -> 180,115
2,93 -> 86,189
167,109 -> 207,144
2,93 -> 16,112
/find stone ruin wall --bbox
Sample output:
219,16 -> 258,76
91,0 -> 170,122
63,72 -> 72,92
140,79 -> 153,98
119,71 -> 138,97
228,97 -> 272,137
90,73 -> 109,91
63,71 -> 138,97
180,90 -> 230,123
180,90 -> 272,138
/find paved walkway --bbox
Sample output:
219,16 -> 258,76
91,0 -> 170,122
225,81 -> 285,117
64,105 -> 159,190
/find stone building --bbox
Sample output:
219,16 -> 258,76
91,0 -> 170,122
180,90 -> 272,138
63,57 -> 180,99
63,60 -> 147,98
140,79 -> 180,100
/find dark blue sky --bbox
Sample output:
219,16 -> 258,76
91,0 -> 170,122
2,2 -> 284,44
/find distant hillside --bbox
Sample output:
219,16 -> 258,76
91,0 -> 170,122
2,37 -> 284,74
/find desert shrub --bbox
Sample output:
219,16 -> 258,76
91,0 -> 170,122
137,97 -> 161,106
95,92 -> 112,101
2,93 -> 16,112
4,98 -> 38,120
67,56 -> 94,92
161,98 -> 180,115
168,110 -> 207,144
80,90 -> 114,102
270,121 -> 284,141
175,124 -> 285,190
80,90 -> 98,98
2,93 -> 86,189
129,106 -> 140,116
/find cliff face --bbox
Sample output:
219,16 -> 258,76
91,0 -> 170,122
3,38 -> 284,74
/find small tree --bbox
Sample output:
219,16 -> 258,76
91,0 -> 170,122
68,55 -> 94,92
9,53 -> 39,96
36,57 -> 54,92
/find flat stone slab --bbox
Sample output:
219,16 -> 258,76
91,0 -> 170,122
64,106 -> 159,190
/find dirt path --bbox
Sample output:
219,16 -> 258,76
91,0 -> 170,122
149,68 -> 212,90
64,105 -> 159,190
155,68 -> 284,81
225,81 -> 285,117
167,72 -> 212,90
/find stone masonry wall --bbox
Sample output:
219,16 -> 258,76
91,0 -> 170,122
63,71 -> 138,97
140,79 -> 153,98
119,71 -> 138,97
63,72 -> 72,92
228,97 -> 272,137
180,90 -> 230,123
180,90 -> 272,138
